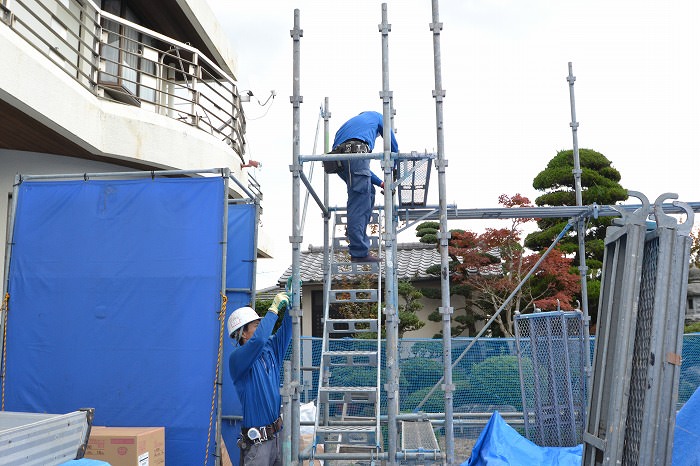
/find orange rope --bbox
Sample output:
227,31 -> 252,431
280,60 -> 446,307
204,293 -> 227,466
1,292 -> 9,412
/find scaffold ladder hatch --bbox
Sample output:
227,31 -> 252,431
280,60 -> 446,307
313,209 -> 384,462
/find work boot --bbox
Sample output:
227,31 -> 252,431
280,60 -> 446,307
351,254 -> 380,263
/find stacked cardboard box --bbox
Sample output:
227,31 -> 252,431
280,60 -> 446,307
85,427 -> 165,466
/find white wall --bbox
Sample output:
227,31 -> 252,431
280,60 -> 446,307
0,22 -> 245,178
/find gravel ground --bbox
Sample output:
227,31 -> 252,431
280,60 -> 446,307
439,436 -> 476,464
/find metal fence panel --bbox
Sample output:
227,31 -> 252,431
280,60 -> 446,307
514,310 -> 586,447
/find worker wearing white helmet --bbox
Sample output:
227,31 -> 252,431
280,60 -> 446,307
228,292 -> 291,465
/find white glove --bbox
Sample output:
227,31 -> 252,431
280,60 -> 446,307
269,292 -> 290,313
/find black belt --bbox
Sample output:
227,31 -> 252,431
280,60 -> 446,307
241,416 -> 283,444
332,139 -> 369,154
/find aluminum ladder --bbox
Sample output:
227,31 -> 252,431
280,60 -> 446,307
312,209 -> 384,464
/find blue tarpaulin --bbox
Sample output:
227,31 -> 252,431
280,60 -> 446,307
461,411 -> 583,466
3,177 -> 231,466
673,386 -> 700,466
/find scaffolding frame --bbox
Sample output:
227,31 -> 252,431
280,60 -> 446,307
287,3 -> 452,465
285,5 -> 700,465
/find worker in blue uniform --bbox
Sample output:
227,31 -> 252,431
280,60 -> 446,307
331,111 -> 399,263
227,292 -> 291,465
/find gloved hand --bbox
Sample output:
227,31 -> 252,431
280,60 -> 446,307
269,292 -> 290,313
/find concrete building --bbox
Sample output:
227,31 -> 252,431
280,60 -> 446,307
1,0 -> 268,287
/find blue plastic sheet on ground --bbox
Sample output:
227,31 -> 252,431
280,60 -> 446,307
673,385 -> 700,466
461,411 -> 583,466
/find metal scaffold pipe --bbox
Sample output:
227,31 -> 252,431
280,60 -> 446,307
567,62 -> 593,385
430,0 -> 455,463
430,0 -> 455,465
289,9 -> 303,465
379,4 -> 399,464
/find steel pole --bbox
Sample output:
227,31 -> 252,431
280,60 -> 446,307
290,10 -> 303,465
567,62 -> 592,386
379,4 -> 398,464
429,1 -> 455,462
214,171 -> 230,466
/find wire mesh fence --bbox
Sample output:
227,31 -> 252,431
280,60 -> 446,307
514,310 -> 587,447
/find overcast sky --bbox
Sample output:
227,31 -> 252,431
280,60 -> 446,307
206,0 -> 700,288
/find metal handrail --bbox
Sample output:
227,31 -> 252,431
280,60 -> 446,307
5,0 -> 246,163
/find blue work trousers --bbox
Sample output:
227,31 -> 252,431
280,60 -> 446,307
339,167 -> 375,259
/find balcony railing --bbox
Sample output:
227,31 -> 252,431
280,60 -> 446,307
2,0 -> 246,163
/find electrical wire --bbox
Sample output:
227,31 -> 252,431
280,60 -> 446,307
246,91 -> 276,121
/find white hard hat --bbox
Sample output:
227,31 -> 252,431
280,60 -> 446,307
227,306 -> 260,338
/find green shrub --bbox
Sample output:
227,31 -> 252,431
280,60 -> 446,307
685,321 -> 700,333
401,358 -> 443,388
469,355 -> 531,410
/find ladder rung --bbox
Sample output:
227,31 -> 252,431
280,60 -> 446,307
323,351 -> 378,367
316,425 -> 379,446
329,288 -> 378,303
332,236 -> 379,251
319,386 -> 378,404
331,262 -> 380,275
315,425 -> 378,442
316,425 -> 377,434
325,318 -> 378,334
335,212 -> 380,226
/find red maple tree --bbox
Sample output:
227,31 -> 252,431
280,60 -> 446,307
438,194 -> 581,336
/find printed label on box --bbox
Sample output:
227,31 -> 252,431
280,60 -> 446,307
138,451 -> 149,466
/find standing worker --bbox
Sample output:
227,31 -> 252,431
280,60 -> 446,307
329,111 -> 399,263
228,292 -> 291,465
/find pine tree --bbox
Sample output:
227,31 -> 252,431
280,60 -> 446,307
524,148 -> 627,325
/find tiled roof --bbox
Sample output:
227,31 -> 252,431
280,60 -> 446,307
256,285 -> 285,301
278,242 -> 441,285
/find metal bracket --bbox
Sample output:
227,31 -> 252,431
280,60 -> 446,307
612,190 -> 650,226
673,200 -> 695,236
653,193 -> 680,229
1,5 -> 12,25
438,306 -> 453,320
651,194 -> 695,236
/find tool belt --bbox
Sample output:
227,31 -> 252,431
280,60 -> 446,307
324,139 -> 369,174
333,139 -> 369,154
239,417 -> 283,445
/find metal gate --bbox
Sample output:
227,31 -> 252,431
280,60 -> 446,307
582,192 -> 694,465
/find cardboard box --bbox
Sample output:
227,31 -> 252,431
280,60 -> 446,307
85,426 -> 165,466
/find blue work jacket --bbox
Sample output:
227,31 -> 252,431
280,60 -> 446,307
229,309 -> 292,428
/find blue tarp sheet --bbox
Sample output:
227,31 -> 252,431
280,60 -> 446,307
461,411 -> 583,466
673,385 -> 700,466
4,177 -> 229,466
